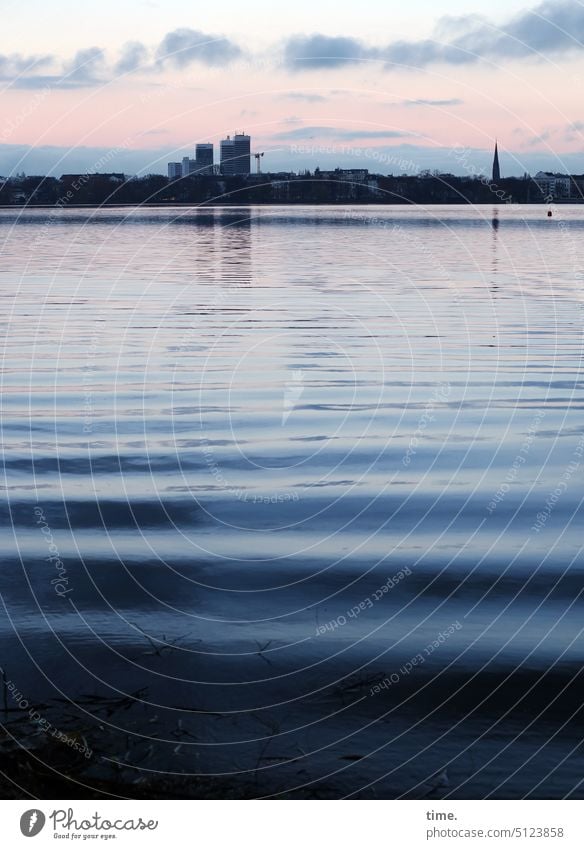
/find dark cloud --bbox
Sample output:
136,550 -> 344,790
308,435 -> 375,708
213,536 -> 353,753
494,0 -> 584,54
156,28 -> 242,68
1,28 -> 241,90
284,0 -> 584,70
6,75 -> 97,90
63,47 -> 106,83
284,35 -> 372,69
10,47 -> 108,89
272,126 -> 413,141
0,54 -> 57,90
382,40 -> 468,67
115,42 -> 149,74
0,54 -> 53,79
3,0 -> 582,94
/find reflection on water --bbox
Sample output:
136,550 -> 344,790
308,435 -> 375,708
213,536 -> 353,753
1,204 -> 584,798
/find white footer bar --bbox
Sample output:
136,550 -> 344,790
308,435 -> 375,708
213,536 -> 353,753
3,800 -> 582,848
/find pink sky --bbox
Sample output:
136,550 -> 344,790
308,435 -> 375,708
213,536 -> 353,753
2,0 -> 584,175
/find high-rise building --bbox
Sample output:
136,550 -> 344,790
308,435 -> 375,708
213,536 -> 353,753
220,133 -> 251,176
195,143 -> 213,175
492,141 -> 501,182
220,137 -> 235,175
182,156 -> 196,177
232,133 -> 250,175
168,162 -> 182,180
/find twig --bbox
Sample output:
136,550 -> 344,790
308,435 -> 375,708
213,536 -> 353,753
255,640 -> 274,666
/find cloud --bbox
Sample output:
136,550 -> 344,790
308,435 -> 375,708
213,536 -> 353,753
0,53 -> 53,79
0,27 -> 242,89
433,14 -> 488,41
284,0 -> 584,70
280,92 -> 327,102
497,0 -> 584,54
284,35 -> 371,69
272,126 -> 413,141
156,28 -> 242,68
0,54 -> 58,89
4,47 -> 108,89
62,47 -> 106,84
0,139 -> 580,179
527,128 -> 555,145
401,98 -> 464,107
4,0 -> 582,94
564,120 -> 584,142
115,41 -> 149,74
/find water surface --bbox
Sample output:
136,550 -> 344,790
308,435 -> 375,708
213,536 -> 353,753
1,205 -> 583,798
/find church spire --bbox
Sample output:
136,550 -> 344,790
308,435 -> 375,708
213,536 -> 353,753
492,140 -> 501,182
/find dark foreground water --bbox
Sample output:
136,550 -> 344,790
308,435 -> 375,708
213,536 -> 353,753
1,204 -> 584,798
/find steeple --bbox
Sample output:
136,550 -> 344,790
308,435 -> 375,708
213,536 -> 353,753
492,140 -> 501,182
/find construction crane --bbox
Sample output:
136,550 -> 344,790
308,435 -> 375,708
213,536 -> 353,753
253,152 -> 264,174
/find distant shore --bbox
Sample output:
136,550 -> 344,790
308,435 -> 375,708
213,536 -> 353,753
1,199 -> 583,209
1,171 -> 580,207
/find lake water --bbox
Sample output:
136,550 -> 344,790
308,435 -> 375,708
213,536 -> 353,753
1,204 -> 584,798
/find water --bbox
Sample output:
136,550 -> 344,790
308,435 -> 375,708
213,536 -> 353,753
1,204 -> 583,798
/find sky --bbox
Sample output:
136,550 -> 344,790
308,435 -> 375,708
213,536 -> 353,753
2,0 -> 584,177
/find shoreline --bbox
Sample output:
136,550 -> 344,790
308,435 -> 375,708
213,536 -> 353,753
0,200 -> 582,209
